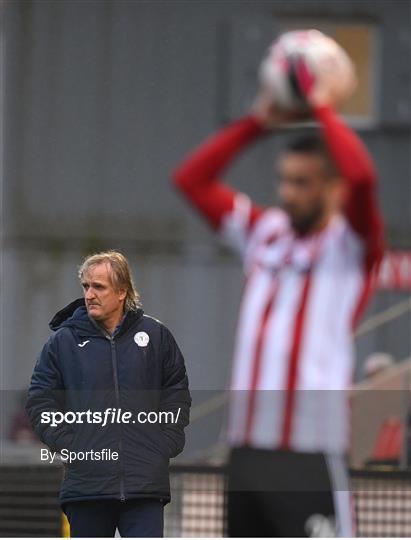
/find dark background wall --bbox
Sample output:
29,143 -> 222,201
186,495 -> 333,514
1,0 -> 410,459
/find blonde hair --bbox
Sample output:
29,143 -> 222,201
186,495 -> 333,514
78,250 -> 141,311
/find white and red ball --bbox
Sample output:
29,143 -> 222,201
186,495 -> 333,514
259,29 -> 356,111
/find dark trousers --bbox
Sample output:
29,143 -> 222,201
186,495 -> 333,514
63,498 -> 164,538
227,447 -> 345,537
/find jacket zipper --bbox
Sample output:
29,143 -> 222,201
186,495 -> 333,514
108,336 -> 126,502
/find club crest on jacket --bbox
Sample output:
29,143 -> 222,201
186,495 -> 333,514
134,331 -> 150,347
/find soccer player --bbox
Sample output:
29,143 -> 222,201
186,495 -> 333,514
172,68 -> 383,536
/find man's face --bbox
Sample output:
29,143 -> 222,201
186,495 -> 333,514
277,152 -> 339,234
81,263 -> 126,323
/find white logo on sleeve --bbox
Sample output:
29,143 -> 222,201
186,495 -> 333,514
78,340 -> 90,348
134,332 -> 150,347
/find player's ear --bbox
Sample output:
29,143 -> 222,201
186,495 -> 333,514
328,173 -> 343,184
330,177 -> 345,208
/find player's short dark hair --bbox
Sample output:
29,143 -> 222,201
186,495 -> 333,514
284,133 -> 338,177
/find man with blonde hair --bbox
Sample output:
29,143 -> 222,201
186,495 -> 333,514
26,250 -> 191,537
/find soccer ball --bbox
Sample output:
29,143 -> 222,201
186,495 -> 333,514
259,29 -> 356,111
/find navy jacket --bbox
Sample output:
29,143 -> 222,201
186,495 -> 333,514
26,298 -> 191,505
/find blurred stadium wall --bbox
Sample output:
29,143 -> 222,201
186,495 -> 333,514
1,0 -> 410,459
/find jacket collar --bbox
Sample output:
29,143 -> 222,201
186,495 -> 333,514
49,298 -> 144,338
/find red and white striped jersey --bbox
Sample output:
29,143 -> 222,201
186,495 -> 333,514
223,196 -> 367,453
173,105 -> 384,455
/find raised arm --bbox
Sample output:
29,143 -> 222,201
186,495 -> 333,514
172,116 -> 266,230
314,105 -> 384,268
292,55 -> 384,268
